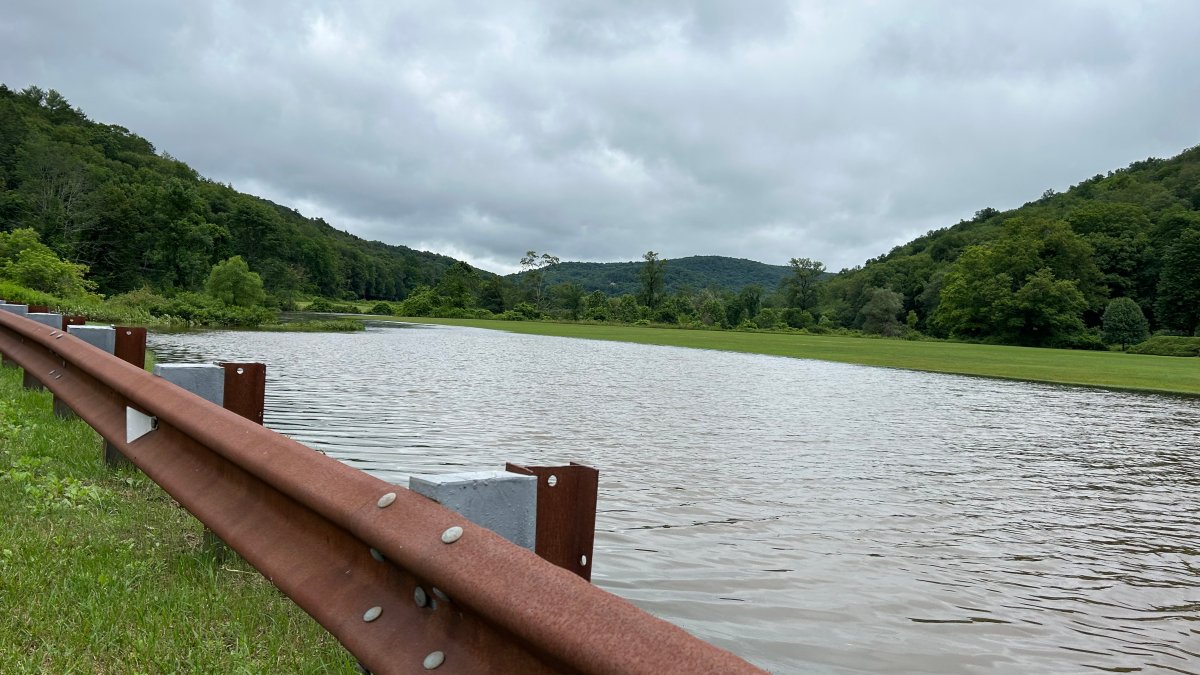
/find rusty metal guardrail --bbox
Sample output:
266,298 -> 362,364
0,309 -> 763,674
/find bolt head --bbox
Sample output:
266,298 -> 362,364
441,526 -> 463,544
376,492 -> 397,508
363,606 -> 383,622
423,651 -> 445,669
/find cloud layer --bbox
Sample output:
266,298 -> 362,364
4,1 -> 1199,272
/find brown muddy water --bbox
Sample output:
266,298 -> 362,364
149,321 -> 1200,674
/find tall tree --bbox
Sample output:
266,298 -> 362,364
638,251 -> 666,309
785,257 -> 825,311
859,287 -> 903,336
519,250 -> 559,309
437,261 -> 480,308
551,281 -> 586,319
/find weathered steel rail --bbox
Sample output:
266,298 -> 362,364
0,309 -> 763,674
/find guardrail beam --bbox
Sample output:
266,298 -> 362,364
0,308 -> 763,674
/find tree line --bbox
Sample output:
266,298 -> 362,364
4,83 -> 1198,350
818,152 -> 1200,347
0,85 -> 463,305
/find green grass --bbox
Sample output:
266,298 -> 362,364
0,367 -> 357,672
390,318 -> 1200,396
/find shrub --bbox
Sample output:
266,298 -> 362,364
1127,336 -> 1200,357
307,297 -> 357,314
0,280 -> 60,308
369,301 -> 395,316
753,308 -> 784,329
1051,329 -> 1108,351
512,302 -> 541,320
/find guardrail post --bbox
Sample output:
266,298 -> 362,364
154,363 -> 227,558
156,361 -> 266,560
64,324 -> 117,424
66,325 -> 117,352
409,471 -> 538,550
153,363 -> 225,405
21,312 -> 63,390
62,315 -> 87,330
114,327 -> 147,368
0,303 -> 29,368
219,362 -> 266,425
506,462 -> 599,581
64,325 -> 131,462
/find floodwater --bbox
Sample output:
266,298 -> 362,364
148,322 -> 1200,674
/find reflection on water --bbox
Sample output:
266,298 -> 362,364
149,322 -> 1200,674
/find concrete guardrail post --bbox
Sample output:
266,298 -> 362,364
0,303 -> 29,368
61,325 -> 117,422
409,471 -> 538,550
64,325 -> 148,465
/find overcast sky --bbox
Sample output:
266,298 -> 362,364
4,1 -> 1199,273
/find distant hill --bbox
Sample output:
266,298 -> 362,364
0,84 -> 465,300
511,255 -> 794,295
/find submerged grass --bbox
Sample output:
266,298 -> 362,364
391,317 -> 1200,396
0,367 -> 356,672
257,318 -> 366,332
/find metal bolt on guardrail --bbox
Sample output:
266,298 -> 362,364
0,308 -> 764,674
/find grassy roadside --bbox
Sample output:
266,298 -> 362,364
385,317 -> 1200,396
0,367 -> 356,672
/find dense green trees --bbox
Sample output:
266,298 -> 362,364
1155,229 -> 1200,335
7,83 -> 1200,349
0,85 -> 462,303
824,146 -> 1200,347
0,227 -> 94,297
520,255 -> 792,297
931,219 -> 1094,346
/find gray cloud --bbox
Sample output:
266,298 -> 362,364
3,1 -> 1199,273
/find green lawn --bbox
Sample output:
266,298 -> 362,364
0,367 -> 356,672
387,318 -> 1200,396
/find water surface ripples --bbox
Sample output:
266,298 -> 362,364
149,323 -> 1200,673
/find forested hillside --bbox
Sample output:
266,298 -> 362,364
821,146 -> 1200,345
4,84 -> 1196,350
0,85 -> 462,301
513,255 -> 793,296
